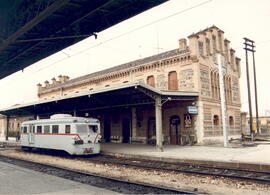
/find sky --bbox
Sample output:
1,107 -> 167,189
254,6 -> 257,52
0,0 -> 270,115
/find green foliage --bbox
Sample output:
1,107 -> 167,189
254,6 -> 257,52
7,130 -> 20,138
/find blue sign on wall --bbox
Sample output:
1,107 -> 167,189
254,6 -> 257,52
187,106 -> 198,114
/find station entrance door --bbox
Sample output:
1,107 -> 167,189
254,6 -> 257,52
122,118 -> 130,143
170,116 -> 180,145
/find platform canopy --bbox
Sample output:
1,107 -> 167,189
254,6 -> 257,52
0,0 -> 168,79
0,82 -> 198,117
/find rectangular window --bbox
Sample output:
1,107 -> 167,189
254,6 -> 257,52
52,125 -> 59,133
76,124 -> 88,134
44,125 -> 50,133
212,35 -> 216,52
224,43 -> 228,63
206,38 -> 210,55
198,41 -> 204,56
37,126 -> 42,133
147,75 -> 155,87
230,51 -> 235,66
65,125 -> 71,134
218,33 -> 223,51
89,125 -> 98,133
22,126 -> 27,133
32,126 -> 35,133
212,36 -> 217,62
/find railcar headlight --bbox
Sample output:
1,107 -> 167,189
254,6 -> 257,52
73,136 -> 79,141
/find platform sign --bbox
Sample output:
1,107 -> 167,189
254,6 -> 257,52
187,106 -> 198,114
184,114 -> 191,128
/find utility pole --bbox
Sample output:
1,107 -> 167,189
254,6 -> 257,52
243,38 -> 259,139
217,53 -> 229,147
251,43 -> 259,134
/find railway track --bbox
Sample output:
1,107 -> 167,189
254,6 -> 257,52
86,155 -> 270,184
9,148 -> 270,184
0,154 -> 194,194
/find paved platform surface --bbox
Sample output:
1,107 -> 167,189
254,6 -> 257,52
0,137 -> 20,148
101,142 -> 270,171
1,137 -> 270,171
0,160 -> 119,195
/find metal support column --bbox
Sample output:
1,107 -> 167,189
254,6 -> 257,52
131,107 -> 137,141
5,115 -> 10,141
155,96 -> 163,152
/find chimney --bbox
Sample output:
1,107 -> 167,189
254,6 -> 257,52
51,77 -> 57,84
37,83 -> 42,92
179,38 -> 187,51
58,75 -> 64,83
44,80 -> 49,87
62,76 -> 70,82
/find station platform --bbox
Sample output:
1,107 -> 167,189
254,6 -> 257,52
0,137 -> 20,147
101,142 -> 270,172
1,137 -> 270,172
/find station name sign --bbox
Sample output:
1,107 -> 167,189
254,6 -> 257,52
187,106 -> 198,114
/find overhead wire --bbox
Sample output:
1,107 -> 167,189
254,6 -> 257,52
32,0 -> 214,73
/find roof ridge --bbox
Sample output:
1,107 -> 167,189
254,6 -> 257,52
43,48 -> 187,90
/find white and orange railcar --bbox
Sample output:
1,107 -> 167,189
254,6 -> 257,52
20,114 -> 101,155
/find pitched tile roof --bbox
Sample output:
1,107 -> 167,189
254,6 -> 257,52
43,48 -> 188,90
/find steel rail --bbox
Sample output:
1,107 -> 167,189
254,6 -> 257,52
0,154 -> 194,194
86,155 -> 270,184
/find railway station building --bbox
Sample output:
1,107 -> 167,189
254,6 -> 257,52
0,26 -> 242,147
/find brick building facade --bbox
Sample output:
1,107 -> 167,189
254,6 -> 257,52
0,26 -> 242,145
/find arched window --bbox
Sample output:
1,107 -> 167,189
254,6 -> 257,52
147,75 -> 155,87
168,71 -> 178,90
229,116 -> 234,126
213,115 -> 219,126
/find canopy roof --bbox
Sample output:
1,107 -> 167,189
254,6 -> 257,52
0,0 -> 168,79
0,82 -> 198,117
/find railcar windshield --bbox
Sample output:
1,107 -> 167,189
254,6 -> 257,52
76,124 -> 98,134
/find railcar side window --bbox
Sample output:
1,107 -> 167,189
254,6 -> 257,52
37,126 -> 42,133
52,125 -> 59,133
44,125 -> 50,133
32,126 -> 35,133
65,125 -> 71,134
23,126 -> 27,133
89,125 -> 98,133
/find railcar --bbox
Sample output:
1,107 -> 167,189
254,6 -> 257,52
20,114 -> 101,155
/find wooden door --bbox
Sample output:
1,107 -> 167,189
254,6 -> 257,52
170,116 -> 180,144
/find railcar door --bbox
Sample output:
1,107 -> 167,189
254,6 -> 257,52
28,124 -> 35,144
